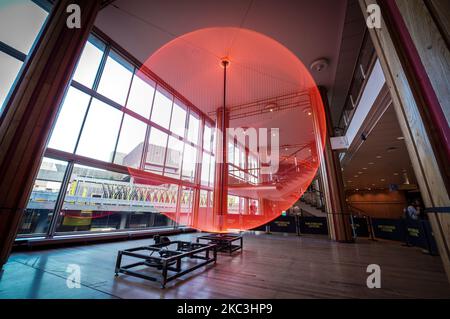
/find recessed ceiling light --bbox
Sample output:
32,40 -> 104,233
381,179 -> 385,182
363,167 -> 368,170
372,184 -> 376,186
397,136 -> 405,140
354,175 -> 358,178
394,173 -> 399,176
376,156 -> 382,159
348,180 -> 352,183
368,162 -> 375,165
358,171 -> 363,174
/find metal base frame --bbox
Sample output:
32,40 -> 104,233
114,241 -> 217,288
196,233 -> 243,255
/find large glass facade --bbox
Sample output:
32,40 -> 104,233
0,0 -> 49,112
16,12 -> 261,239
18,31 -> 217,238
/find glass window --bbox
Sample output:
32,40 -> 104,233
170,101 -> 187,137
228,195 -> 240,214
209,156 -> 215,187
145,127 -> 168,175
72,37 -> 105,88
164,136 -> 183,179
55,164 -> 177,233
48,87 -> 91,153
151,89 -> 173,129
201,152 -> 210,186
249,199 -> 259,215
97,51 -> 133,105
126,72 -> 156,118
76,99 -> 123,162
0,51 -> 23,110
0,1 -> 48,54
203,124 -> 212,151
114,114 -> 147,168
179,187 -> 194,226
182,143 -> 197,182
228,141 -> 234,165
187,113 -> 200,144
18,158 -> 68,235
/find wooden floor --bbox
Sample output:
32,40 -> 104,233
1,232 -> 449,299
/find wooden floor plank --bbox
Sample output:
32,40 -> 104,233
1,232 -> 449,299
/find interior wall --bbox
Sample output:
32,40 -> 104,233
346,190 -> 407,219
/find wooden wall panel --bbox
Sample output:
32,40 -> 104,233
347,190 -> 407,219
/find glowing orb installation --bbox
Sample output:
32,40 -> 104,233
134,27 -> 326,232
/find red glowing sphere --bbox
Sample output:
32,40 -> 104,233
133,27 -> 326,232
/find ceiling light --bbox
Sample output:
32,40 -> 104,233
368,162 -> 374,165
354,175 -> 358,178
381,179 -> 385,182
363,167 -> 368,170
372,184 -> 376,186
376,156 -> 382,159
348,181 -> 352,183
394,173 -> 399,176
397,136 -> 405,140
358,172 -> 363,174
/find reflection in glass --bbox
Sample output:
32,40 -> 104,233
114,114 -> 147,168
179,187 -> 194,226
209,155 -> 215,187
151,89 -> 173,129
182,143 -> 197,182
187,113 -> 199,144
0,51 -> 23,111
55,165 -> 177,233
48,87 -> 91,153
126,72 -> 156,118
201,152 -> 210,186
164,136 -> 184,179
170,101 -> 187,137
76,99 -> 122,162
19,158 -> 68,235
203,125 -> 212,151
97,51 -> 133,105
145,127 -> 168,174
72,37 -> 105,88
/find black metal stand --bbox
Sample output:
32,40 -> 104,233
114,241 -> 217,288
196,233 -> 243,255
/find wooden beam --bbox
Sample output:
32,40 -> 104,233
0,0 -> 101,269
359,0 -> 450,281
